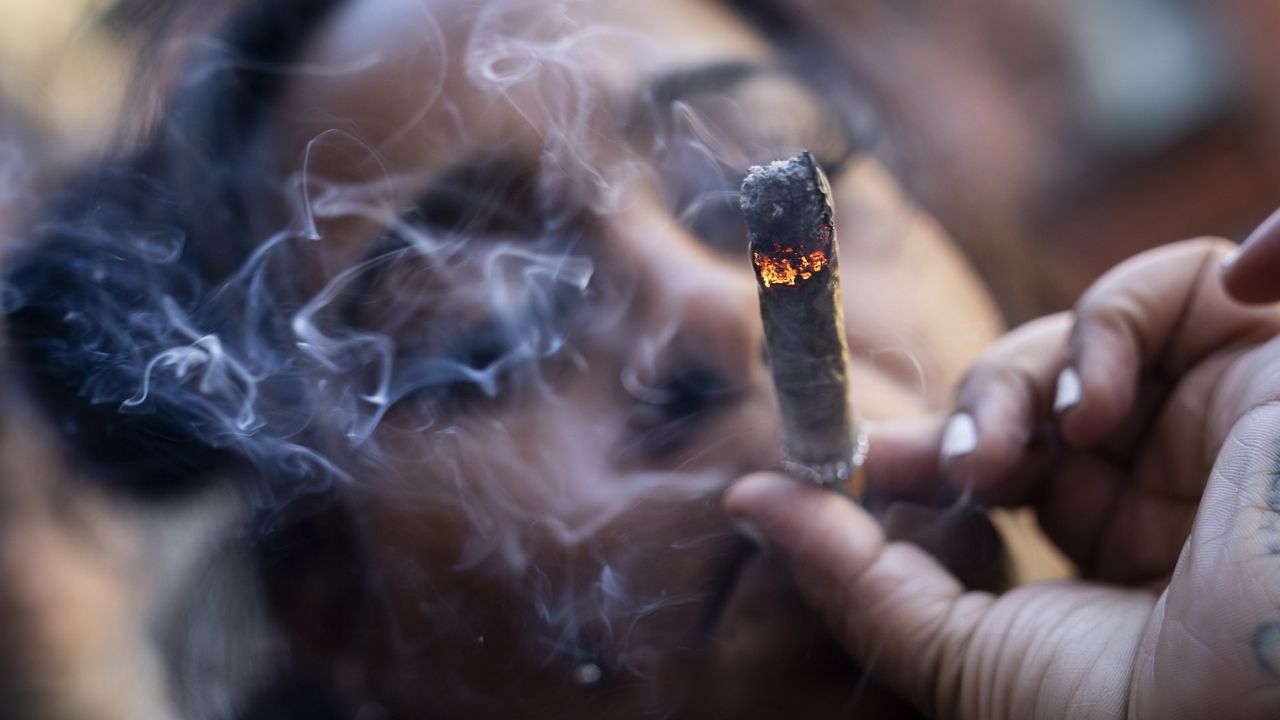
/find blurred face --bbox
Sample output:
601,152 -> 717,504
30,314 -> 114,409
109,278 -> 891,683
257,0 -> 1001,715
3,0 -> 1001,717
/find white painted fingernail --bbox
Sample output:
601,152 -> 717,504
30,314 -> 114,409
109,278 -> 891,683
734,519 -> 769,549
1054,367 -> 1082,413
940,413 -> 977,460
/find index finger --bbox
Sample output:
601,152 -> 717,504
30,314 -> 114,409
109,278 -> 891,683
1061,238 -> 1280,446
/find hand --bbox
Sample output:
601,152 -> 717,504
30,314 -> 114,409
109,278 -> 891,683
727,239 -> 1280,719
1225,207 -> 1280,303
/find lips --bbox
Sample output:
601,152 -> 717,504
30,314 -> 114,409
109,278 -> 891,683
693,523 -> 836,658
705,545 -> 808,643
678,539 -> 885,719
694,535 -> 759,642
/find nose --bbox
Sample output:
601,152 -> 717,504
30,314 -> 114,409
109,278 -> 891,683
598,199 -> 779,470
608,198 -> 764,391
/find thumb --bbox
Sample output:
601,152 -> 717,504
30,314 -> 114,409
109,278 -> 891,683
724,473 -> 990,716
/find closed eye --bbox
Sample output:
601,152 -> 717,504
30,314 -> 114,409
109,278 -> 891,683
351,151 -> 596,419
409,153 -> 545,239
389,317 -> 537,413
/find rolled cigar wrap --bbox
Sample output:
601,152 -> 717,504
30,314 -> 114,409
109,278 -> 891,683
741,151 -> 867,496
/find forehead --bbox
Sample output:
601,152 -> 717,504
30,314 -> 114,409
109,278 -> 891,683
276,0 -> 774,175
269,0 -> 785,280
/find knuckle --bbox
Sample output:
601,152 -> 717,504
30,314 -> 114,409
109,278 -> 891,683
1073,291 -> 1146,357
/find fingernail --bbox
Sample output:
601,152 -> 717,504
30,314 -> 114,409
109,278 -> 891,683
1234,207 -> 1280,265
1222,246 -> 1240,270
940,413 -> 977,460
1054,367 -> 1082,413
734,519 -> 769,549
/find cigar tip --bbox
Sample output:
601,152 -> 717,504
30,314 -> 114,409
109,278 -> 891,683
742,151 -> 836,287
741,150 -> 823,203
740,151 -> 833,253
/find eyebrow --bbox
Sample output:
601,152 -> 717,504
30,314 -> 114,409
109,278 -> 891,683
626,61 -> 767,135
399,60 -> 859,249
627,61 -> 861,174
408,151 -> 542,237
641,61 -> 767,111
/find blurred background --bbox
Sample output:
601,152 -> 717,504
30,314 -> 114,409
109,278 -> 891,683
5,0 -> 1280,323
2,0 -> 1277,716
782,0 -> 1280,322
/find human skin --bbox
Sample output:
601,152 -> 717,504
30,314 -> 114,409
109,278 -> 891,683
0,0 -> 1010,717
244,0 -> 1004,716
1224,207 -> 1280,304
729,238 -> 1280,719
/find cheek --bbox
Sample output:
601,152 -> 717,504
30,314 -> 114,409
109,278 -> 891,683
846,357 -> 930,420
352,373 -> 761,563
833,164 -> 1003,408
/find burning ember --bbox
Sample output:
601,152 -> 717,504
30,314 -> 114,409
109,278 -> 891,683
742,152 -> 866,494
751,235 -> 831,287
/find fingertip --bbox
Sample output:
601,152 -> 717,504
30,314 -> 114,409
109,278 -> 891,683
939,412 -> 978,462
937,411 -> 995,493
862,416 -> 948,501
1243,207 -> 1280,249
1220,245 -> 1240,272
725,471 -> 876,553
942,396 -> 1031,495
1052,364 -> 1094,444
1223,208 -> 1280,304
724,472 -> 818,526
1052,366 -> 1081,415
934,314 -> 1069,501
1060,325 -> 1137,446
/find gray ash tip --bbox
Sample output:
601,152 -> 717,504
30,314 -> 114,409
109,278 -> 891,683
740,151 -> 833,252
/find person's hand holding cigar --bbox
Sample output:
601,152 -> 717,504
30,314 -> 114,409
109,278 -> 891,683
729,207 -> 1280,716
